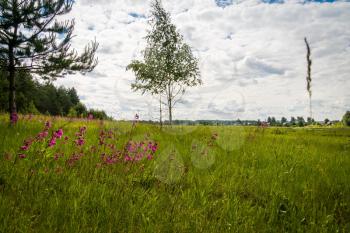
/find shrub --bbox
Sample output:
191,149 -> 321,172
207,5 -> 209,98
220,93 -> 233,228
342,111 -> 350,126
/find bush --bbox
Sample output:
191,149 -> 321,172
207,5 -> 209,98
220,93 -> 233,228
68,107 -> 78,118
342,111 -> 350,126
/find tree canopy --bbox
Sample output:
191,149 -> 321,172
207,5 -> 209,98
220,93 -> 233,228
342,111 -> 350,127
0,0 -> 98,123
127,0 -> 201,125
0,70 -> 110,120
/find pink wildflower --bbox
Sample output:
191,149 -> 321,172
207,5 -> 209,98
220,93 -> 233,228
150,143 -> 158,153
19,154 -> 26,159
10,112 -> 18,124
80,126 -> 87,134
124,155 -> 133,162
48,137 -> 57,147
21,145 -> 30,151
75,137 -> 85,146
37,131 -> 49,141
134,153 -> 143,161
20,139 -> 33,151
54,129 -> 64,139
45,121 -> 52,129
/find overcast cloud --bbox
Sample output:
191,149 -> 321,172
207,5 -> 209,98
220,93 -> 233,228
56,0 -> 350,121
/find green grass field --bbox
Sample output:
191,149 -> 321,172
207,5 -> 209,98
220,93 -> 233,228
1,114 -> 350,232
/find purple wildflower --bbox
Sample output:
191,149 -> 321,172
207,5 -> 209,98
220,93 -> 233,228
124,155 -> 133,162
45,121 -> 52,129
37,131 -> 49,141
75,137 -> 85,146
21,145 -> 30,151
10,112 -> 18,124
48,137 -> 57,147
150,143 -> 158,153
54,129 -> 64,139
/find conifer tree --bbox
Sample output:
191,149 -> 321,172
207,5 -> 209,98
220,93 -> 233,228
0,0 -> 98,123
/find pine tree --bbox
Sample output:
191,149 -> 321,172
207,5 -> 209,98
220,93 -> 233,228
0,0 -> 98,123
127,0 -> 201,125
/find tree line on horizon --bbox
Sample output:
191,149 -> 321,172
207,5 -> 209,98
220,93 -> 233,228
136,115 -> 349,127
0,70 -> 110,120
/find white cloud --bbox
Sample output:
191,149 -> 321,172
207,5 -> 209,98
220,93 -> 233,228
56,0 -> 350,121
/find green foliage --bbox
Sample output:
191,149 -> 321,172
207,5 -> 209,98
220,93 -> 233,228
342,111 -> 350,126
127,0 -> 201,124
88,109 -> 111,120
281,117 -> 287,124
307,117 -> 315,125
74,102 -> 88,117
297,116 -> 305,127
0,0 -> 98,120
0,0 -> 99,79
267,116 -> 277,126
290,117 -> 296,126
0,71 -> 110,120
0,115 -> 349,232
67,107 -> 78,118
0,71 -> 79,116
24,101 -> 40,115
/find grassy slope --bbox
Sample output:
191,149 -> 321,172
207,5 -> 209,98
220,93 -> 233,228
0,115 -> 350,232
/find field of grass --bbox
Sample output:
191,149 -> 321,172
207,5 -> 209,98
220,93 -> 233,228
0,114 -> 350,232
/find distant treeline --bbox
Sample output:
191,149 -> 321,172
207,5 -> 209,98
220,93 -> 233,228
140,117 -> 341,127
0,71 -> 111,120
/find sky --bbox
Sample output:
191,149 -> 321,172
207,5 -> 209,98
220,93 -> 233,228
56,0 -> 350,121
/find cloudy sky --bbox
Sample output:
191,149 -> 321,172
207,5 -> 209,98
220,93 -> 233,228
56,0 -> 350,121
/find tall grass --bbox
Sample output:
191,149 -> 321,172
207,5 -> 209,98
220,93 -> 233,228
0,115 -> 349,232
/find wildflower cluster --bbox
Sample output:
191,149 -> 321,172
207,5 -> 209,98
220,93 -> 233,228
75,127 -> 86,146
64,126 -> 88,167
97,128 -> 158,166
36,121 -> 51,142
97,129 -> 121,165
20,138 -> 34,151
100,152 -> 121,165
48,129 -> 64,148
14,117 -> 158,173
19,121 -> 63,158
99,129 -> 114,146
66,152 -> 85,167
124,140 -> 158,162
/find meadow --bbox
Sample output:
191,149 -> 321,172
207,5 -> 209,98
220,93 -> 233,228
0,114 -> 349,233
